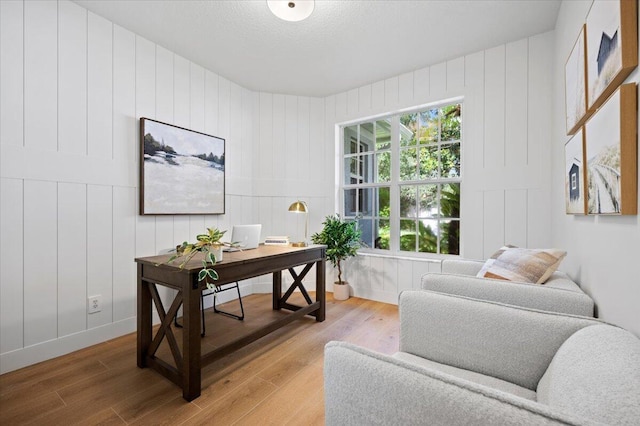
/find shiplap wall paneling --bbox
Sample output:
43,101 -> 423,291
527,189 -> 552,248
87,185 -> 113,329
204,70 -> 219,138
272,94 -> 286,182
240,87 -> 254,193
227,82 -> 243,187
134,35 -> 156,257
384,77 -> 399,109
258,93 -> 273,181
397,259 -> 415,293
429,63 -> 447,100
1,0 -> 24,148
113,186 -> 136,322
461,51 -> 486,260
462,190 -> 484,260
284,95 -> 299,185
483,45 -> 506,169
87,12 -> 113,158
382,257 -> 399,293
296,97 -> 311,191
504,189 -> 528,247
309,98 -> 325,185
218,77 -> 231,141
358,85 -> 372,112
156,46 -> 174,124
113,25 -> 136,164
24,0 -> 57,152
57,183 -> 88,337
399,72 -> 414,105
447,58 -> 465,94
58,0 -> 87,155
190,63 -> 205,133
347,88 -> 359,116
371,81 -> 385,111
483,190 -> 506,258
0,178 -> 24,353
528,32 -> 554,169
23,180 -> 58,346
173,55 -> 190,128
505,39 -> 528,167
414,67 -> 430,102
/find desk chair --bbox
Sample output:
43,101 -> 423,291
174,281 -> 245,337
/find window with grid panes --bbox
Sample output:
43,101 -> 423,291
341,102 -> 461,255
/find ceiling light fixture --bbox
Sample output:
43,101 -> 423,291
267,0 -> 314,22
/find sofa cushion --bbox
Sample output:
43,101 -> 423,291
479,247 -> 566,284
393,352 -> 536,401
537,325 -> 640,425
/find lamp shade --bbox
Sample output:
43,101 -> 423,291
288,201 -> 308,213
267,1 -> 314,22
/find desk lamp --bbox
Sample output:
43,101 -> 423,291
288,201 -> 308,247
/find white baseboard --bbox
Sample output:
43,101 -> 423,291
0,317 -> 137,374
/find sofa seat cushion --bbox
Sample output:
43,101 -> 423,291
537,325 -> 640,425
392,352 -> 537,401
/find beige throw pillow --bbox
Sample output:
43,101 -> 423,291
476,245 -> 515,278
480,247 -> 567,284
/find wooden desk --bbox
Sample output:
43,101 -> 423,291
135,244 -> 326,401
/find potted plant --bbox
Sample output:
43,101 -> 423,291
311,214 -> 362,300
164,227 -> 234,289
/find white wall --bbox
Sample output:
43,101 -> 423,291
0,0 -> 259,373
551,0 -> 640,336
318,32 -> 555,303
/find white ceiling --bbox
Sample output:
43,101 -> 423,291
73,0 -> 561,97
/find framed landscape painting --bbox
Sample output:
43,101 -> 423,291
586,0 -> 637,111
585,83 -> 637,215
564,128 -> 587,214
565,25 -> 588,135
140,118 -> 225,215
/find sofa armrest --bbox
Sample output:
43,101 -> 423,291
324,341 -> 583,426
421,273 -> 594,316
399,291 -> 599,390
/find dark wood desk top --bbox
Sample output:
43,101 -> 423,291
136,244 -> 326,288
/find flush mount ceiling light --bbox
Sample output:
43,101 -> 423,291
267,0 -> 314,22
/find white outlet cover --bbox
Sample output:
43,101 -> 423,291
88,295 -> 102,314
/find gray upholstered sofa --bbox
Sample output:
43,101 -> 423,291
421,259 -> 595,316
324,291 -> 640,425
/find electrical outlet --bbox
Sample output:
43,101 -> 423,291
88,295 -> 102,314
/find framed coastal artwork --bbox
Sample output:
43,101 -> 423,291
585,83 -> 637,215
564,128 -> 587,214
565,25 -> 588,135
586,0 -> 637,111
140,118 -> 226,215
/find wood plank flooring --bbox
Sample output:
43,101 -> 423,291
0,293 -> 399,425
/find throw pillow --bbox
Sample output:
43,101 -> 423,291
476,245 -> 515,278
481,247 -> 567,284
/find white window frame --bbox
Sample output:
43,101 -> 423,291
338,97 -> 463,258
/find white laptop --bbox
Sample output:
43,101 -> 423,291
223,224 -> 262,251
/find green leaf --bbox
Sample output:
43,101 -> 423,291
198,269 -> 207,281
207,252 -> 216,264
207,269 -> 219,280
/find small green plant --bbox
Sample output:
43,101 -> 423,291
163,227 -> 232,289
311,215 -> 362,284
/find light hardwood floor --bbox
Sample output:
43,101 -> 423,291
0,293 -> 399,425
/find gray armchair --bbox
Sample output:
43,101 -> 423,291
324,291 -> 640,425
420,259 -> 594,316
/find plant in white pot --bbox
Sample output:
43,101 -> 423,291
311,215 -> 362,300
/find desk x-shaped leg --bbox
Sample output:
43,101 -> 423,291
273,263 -> 316,313
147,283 -> 184,372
